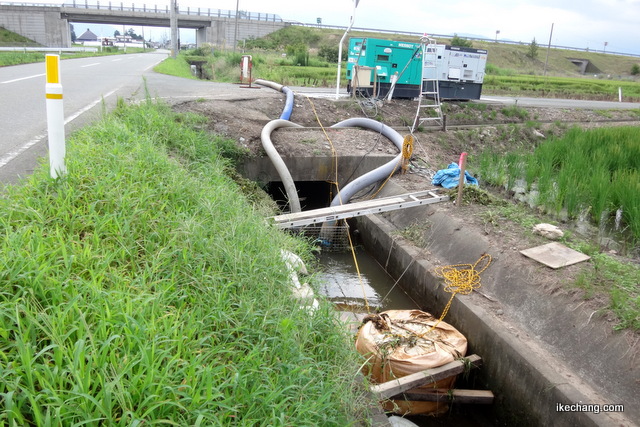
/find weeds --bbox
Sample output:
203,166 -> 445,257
0,99 -> 372,424
396,221 -> 430,248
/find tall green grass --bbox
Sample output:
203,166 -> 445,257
478,126 -> 640,241
152,55 -> 198,80
0,99 -> 372,424
0,51 -> 45,66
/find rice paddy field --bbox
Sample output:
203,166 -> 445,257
483,75 -> 640,101
476,126 -> 640,242
474,126 -> 640,330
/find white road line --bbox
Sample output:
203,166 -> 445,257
143,57 -> 166,72
81,63 -> 100,68
0,132 -> 45,168
1,73 -> 45,84
0,89 -> 118,169
112,58 -> 123,62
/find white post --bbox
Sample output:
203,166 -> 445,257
335,0 -> 360,99
618,87 -> 622,102
45,55 -> 67,179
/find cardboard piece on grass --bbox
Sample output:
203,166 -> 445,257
520,242 -> 590,269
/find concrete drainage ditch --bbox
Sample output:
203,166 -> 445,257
354,181 -> 636,426
243,149 -> 637,425
237,90 -> 637,425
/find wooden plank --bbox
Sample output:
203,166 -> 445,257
391,388 -> 494,404
370,354 -> 482,400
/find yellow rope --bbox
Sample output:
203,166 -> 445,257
304,94 -> 371,312
401,135 -> 413,174
402,135 -> 414,159
420,254 -> 492,336
303,95 -> 343,203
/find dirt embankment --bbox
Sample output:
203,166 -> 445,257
175,90 -> 639,306
174,91 -> 640,423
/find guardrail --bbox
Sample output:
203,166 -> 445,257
0,47 -> 98,52
0,1 -> 283,21
291,22 -> 640,59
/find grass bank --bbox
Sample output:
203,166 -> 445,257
0,99 -> 373,424
472,127 -> 640,330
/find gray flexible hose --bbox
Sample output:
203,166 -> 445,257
261,119 -> 304,213
329,118 -> 404,206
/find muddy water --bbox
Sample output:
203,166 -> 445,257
316,248 -> 418,312
316,247 -> 497,427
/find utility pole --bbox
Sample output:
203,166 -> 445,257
170,0 -> 178,58
335,0 -> 360,99
233,0 -> 239,53
543,23 -> 554,77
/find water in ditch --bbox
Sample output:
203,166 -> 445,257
316,247 -> 418,313
315,244 -> 497,427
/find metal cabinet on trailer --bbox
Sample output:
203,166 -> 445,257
430,45 -> 488,100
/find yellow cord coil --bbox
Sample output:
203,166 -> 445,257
421,254 -> 492,336
402,135 -> 414,159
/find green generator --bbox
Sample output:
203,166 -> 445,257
346,37 -> 488,100
346,37 -> 423,99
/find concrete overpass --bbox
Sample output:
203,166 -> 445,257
0,1 -> 286,48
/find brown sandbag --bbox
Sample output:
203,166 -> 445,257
355,309 -> 467,415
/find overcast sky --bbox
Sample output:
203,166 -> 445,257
68,0 -> 640,55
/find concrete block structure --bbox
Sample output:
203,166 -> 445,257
0,5 -> 71,47
0,3 -> 285,49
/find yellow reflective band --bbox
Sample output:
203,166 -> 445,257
46,93 -> 63,99
46,55 -> 60,84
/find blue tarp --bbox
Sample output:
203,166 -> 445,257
432,162 -> 479,189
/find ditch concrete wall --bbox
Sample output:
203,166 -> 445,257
355,181 -> 638,426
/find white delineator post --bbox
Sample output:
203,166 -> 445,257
45,54 -> 67,179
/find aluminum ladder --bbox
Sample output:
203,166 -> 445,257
269,189 -> 449,229
411,36 -> 444,132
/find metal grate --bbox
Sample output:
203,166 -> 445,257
290,223 -> 352,252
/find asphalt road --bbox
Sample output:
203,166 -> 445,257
2,53 -> 639,184
0,50 -> 201,184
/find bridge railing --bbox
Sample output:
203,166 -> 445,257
0,1 -> 283,21
63,1 -> 283,21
